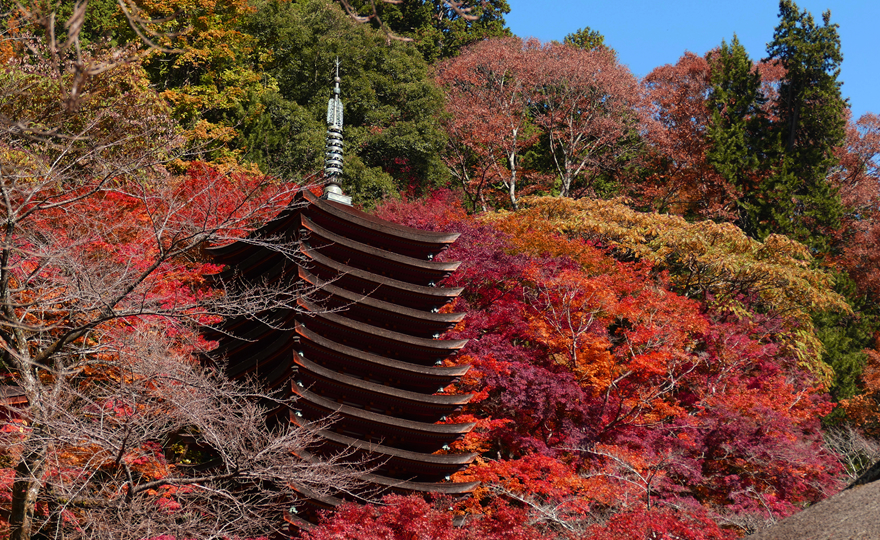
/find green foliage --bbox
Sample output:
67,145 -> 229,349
60,0 -> 135,47
816,310 -> 870,401
4,0 -> 132,50
347,0 -> 511,62
746,0 -> 847,251
705,35 -> 762,231
239,0 -> 447,203
563,26 -> 606,51
814,270 -> 879,401
236,90 -> 325,180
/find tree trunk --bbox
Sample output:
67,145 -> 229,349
508,152 -> 518,210
560,173 -> 572,198
9,437 -> 47,540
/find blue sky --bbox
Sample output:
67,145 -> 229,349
506,0 -> 879,119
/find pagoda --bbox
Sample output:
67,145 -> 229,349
204,62 -> 477,526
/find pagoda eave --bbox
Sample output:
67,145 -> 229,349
297,449 -> 478,494
300,268 -> 464,325
298,425 -> 476,481
298,301 -> 467,362
297,325 -> 468,393
295,359 -> 471,421
303,190 -> 460,251
295,355 -> 471,407
302,247 -> 462,309
293,389 -> 474,452
301,215 -> 459,283
293,386 -> 474,435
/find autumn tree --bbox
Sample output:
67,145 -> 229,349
302,494 -> 550,540
438,37 -> 642,208
0,11 -> 358,540
637,46 -> 780,221
530,42 -> 642,198
370,193 -> 843,536
506,196 -> 850,377
1,327 -> 359,540
638,52 -> 732,217
436,37 -> 544,209
833,113 -> 880,299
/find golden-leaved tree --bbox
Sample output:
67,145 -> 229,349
486,196 -> 850,383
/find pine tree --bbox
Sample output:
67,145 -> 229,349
749,0 -> 847,251
705,35 -> 764,233
563,27 -> 606,51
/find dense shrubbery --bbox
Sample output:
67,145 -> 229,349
349,191 -> 844,537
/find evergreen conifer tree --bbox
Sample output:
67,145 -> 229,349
563,27 -> 606,51
749,0 -> 847,251
705,35 -> 764,233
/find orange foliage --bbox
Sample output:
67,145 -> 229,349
373,193 -> 842,534
842,349 -> 880,437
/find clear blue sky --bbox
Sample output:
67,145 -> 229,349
506,0 -> 879,119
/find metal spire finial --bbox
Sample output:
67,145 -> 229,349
323,57 -> 350,205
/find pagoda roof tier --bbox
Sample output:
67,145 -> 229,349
301,215 -> 458,285
302,246 -> 462,310
205,203 -> 303,263
290,483 -> 344,511
303,190 -> 459,259
225,331 -> 296,388
293,386 -> 474,453
207,309 -> 298,358
297,325 -> 467,393
283,511 -> 314,533
299,268 -> 463,338
294,356 -> 470,421
297,448 -> 479,495
291,419 -> 475,481
298,299 -> 467,365
362,471 -> 478,495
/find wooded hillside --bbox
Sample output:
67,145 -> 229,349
1,1 -> 879,538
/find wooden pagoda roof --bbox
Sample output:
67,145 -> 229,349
295,356 -> 470,422
296,324 -> 467,393
302,190 -> 460,256
301,215 -> 458,284
301,246 -> 463,309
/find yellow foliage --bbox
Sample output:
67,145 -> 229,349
485,196 -> 848,384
